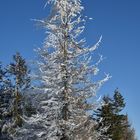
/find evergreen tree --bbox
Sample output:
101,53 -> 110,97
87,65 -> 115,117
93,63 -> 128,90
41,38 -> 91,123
113,89 -> 125,114
0,54 -> 31,139
0,63 -> 5,122
12,0 -> 110,140
94,96 -> 113,139
111,90 -> 126,139
0,63 -> 13,139
0,63 -> 5,137
94,89 -> 127,140
123,116 -> 137,140
125,127 -> 137,140
4,52 -> 31,135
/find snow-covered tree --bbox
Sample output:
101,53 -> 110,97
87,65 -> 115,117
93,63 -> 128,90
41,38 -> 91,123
0,53 -> 31,139
0,63 -> 13,140
12,0 -> 110,139
8,52 -> 30,128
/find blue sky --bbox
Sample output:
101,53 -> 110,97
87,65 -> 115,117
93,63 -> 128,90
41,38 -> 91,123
0,0 -> 140,138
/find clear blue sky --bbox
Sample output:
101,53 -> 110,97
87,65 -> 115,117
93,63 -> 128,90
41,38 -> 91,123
0,0 -> 140,138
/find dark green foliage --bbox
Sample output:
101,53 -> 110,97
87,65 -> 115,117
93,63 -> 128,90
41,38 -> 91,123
94,96 -> 113,139
8,52 -> 30,127
24,97 -> 36,117
123,116 -> 137,140
8,52 -> 30,89
113,89 -> 125,114
94,89 -> 134,140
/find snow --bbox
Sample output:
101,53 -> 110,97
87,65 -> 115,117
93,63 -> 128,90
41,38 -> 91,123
9,0 -> 110,139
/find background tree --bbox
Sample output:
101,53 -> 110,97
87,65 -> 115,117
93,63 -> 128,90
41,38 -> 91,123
8,52 -> 30,127
94,89 -> 128,140
0,63 -> 5,123
123,116 -> 137,140
125,127 -> 137,140
113,89 -> 125,114
94,95 -> 113,139
0,63 -> 13,139
0,63 -> 6,138
0,53 -> 33,139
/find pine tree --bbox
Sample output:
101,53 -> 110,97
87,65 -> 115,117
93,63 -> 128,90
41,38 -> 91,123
0,63 -> 5,137
94,96 -> 113,139
0,54 -> 31,139
113,89 -> 125,114
5,52 -> 30,133
0,63 -> 13,139
125,127 -> 137,140
0,63 -> 5,122
94,89 -> 128,140
123,116 -> 137,140
12,1 -> 110,140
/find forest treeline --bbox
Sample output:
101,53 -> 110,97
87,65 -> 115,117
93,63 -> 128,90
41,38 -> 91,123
0,53 -> 137,140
